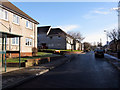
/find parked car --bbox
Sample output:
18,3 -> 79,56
94,49 -> 105,58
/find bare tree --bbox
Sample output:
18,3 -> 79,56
107,29 -> 120,52
67,31 -> 85,42
83,42 -> 91,51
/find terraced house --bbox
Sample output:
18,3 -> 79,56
0,0 -> 39,57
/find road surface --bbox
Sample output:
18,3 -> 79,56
14,51 -> 120,88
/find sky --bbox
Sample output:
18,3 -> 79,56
10,1 -> 118,45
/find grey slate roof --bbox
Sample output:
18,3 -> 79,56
37,26 -> 51,34
48,28 -> 66,35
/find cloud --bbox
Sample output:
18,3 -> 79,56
83,8 -> 112,19
56,25 -> 80,32
93,10 -> 110,15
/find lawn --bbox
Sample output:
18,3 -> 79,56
37,52 -> 60,57
40,49 -> 82,52
3,52 -> 60,63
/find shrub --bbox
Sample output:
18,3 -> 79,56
32,47 -> 38,56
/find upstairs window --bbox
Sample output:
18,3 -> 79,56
58,36 -> 61,39
26,20 -> 33,29
0,8 -> 8,21
13,14 -> 19,24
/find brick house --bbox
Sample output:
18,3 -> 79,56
37,26 -> 75,50
0,0 -> 39,57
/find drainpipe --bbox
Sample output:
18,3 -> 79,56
34,24 -> 35,48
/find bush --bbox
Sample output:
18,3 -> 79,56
32,47 -> 38,56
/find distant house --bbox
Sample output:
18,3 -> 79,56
0,0 -> 39,57
73,40 -> 82,50
108,40 -> 120,52
37,27 -> 75,50
118,40 -> 120,51
37,26 -> 51,49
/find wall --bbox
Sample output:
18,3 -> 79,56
0,8 -> 37,56
37,32 -> 66,50
66,36 -> 74,50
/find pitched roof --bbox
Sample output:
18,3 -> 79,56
37,26 -> 51,34
48,28 -> 66,35
48,28 -> 74,39
0,0 -> 39,24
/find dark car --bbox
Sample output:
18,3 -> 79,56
94,49 -> 104,58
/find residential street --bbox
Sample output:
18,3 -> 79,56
14,51 -> 120,88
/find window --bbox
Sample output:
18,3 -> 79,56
0,8 -> 8,21
25,38 -> 32,46
50,36 -> 53,39
13,14 -> 19,24
57,44 -> 60,47
48,44 -> 54,47
12,37 -> 19,45
26,21 -> 29,28
58,36 -> 61,39
29,39 -> 32,46
26,20 -> 33,29
0,38 -> 2,44
0,38 -> 8,44
16,37 -> 19,44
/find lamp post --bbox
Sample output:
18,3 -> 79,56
104,29 -> 109,53
104,30 -> 109,45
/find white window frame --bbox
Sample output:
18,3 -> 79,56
13,14 -> 20,25
26,20 -> 33,29
25,38 -> 32,46
0,38 -> 8,44
12,37 -> 19,45
0,8 -> 8,21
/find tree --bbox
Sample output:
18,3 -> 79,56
107,28 -> 120,52
83,42 -> 91,51
67,31 -> 85,42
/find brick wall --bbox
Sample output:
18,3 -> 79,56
6,52 -> 32,58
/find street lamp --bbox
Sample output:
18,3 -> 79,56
104,29 -> 109,45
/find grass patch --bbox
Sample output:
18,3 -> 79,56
40,49 -> 82,52
3,52 -> 60,63
37,52 -> 60,58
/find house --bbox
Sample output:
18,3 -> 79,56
0,0 -> 39,57
37,26 -> 51,49
73,39 -> 82,50
37,27 -> 74,50
108,40 -> 120,52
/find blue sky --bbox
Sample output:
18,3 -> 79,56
11,2 -> 118,45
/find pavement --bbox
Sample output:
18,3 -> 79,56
104,53 -> 120,71
2,54 -> 74,89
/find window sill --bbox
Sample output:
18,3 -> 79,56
13,22 -> 20,26
12,44 -> 19,46
1,18 -> 9,22
26,27 -> 33,30
25,45 -> 32,47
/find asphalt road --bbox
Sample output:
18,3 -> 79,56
14,51 -> 120,88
